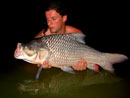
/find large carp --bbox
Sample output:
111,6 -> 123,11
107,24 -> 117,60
14,33 -> 128,80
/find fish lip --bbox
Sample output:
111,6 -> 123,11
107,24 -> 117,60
14,43 -> 23,58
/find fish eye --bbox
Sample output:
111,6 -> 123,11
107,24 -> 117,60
24,47 -> 36,56
26,50 -> 35,56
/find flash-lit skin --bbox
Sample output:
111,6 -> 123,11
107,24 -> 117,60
46,10 -> 66,34
35,9 -> 87,71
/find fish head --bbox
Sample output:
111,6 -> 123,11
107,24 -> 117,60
14,41 -> 49,64
14,43 -> 38,63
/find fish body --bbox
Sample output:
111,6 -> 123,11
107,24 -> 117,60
14,33 -> 128,79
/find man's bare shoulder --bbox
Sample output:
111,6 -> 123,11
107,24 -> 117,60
65,25 -> 83,34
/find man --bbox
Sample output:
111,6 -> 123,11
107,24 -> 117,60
35,2 -> 87,71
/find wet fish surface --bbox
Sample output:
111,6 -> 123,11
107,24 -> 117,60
14,33 -> 128,80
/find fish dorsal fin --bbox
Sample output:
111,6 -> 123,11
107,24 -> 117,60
70,33 -> 86,44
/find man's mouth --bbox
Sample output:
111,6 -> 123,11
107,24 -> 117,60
49,26 -> 54,29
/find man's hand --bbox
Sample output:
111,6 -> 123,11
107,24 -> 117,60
37,59 -> 87,71
37,61 -> 52,68
72,59 -> 87,70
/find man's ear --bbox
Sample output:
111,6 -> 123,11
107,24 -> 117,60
63,15 -> 67,22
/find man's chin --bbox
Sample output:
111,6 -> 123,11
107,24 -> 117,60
50,30 -> 58,34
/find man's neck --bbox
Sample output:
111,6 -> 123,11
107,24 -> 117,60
46,25 -> 66,35
54,25 -> 66,34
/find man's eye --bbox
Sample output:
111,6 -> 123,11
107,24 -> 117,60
52,17 -> 57,20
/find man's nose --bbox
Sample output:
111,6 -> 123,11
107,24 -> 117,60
47,20 -> 53,26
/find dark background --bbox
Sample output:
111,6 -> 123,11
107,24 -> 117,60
2,0 -> 130,80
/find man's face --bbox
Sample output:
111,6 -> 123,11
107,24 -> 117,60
45,10 -> 66,33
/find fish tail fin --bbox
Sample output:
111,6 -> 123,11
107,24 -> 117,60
106,53 -> 128,64
102,53 -> 128,72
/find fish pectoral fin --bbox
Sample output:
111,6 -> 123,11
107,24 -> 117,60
61,66 -> 75,74
35,64 -> 43,80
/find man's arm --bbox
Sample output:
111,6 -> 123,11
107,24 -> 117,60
66,25 -> 87,71
35,26 -> 87,71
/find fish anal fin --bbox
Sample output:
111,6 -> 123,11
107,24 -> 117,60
87,63 -> 99,72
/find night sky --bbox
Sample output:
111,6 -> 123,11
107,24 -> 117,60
2,1 -> 130,79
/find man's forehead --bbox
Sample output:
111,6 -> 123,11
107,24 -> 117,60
45,9 -> 61,18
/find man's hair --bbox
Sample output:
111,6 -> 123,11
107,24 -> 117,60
45,1 -> 68,16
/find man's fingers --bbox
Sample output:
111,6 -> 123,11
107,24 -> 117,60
36,61 -> 52,68
72,62 -> 81,70
43,61 -> 52,68
72,59 -> 87,71
37,63 -> 40,67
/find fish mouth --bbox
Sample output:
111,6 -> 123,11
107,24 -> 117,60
14,43 -> 23,59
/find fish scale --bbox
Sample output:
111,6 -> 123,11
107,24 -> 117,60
14,33 -> 128,80
39,34 -> 103,67
36,34 -> 127,69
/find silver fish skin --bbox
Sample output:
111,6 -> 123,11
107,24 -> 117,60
14,33 -> 128,77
